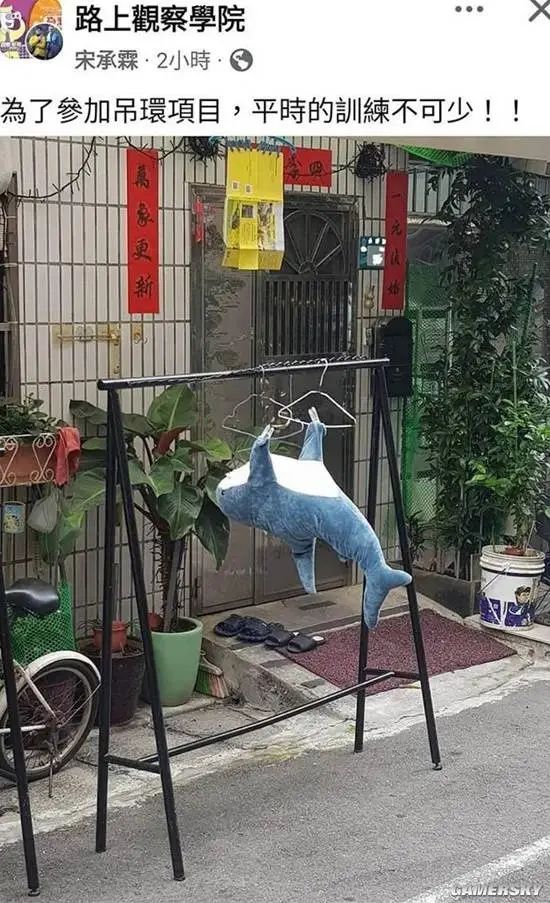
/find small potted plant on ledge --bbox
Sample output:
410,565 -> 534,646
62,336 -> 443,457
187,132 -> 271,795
0,396 -> 60,486
82,566 -> 145,726
68,384 -> 234,706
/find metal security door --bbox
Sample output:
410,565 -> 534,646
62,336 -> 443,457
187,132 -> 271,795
255,195 -> 357,603
192,189 -> 357,613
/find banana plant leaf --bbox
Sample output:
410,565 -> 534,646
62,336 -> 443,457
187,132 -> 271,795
147,385 -> 198,433
157,484 -> 203,541
194,495 -> 230,570
70,400 -> 152,437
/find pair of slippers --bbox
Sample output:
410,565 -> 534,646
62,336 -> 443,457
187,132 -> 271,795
266,625 -> 326,654
214,614 -> 325,654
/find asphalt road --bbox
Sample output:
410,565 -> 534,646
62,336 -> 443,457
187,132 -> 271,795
1,682 -> 550,903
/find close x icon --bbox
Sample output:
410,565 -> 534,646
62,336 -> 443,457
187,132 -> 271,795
529,0 -> 550,20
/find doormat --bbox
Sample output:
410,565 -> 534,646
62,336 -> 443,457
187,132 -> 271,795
281,609 -> 515,695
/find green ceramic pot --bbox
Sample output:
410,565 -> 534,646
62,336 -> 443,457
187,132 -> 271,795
151,617 -> 203,707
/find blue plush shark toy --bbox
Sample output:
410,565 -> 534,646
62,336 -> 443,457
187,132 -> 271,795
216,420 -> 412,628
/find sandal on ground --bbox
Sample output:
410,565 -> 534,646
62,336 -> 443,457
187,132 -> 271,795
286,633 -> 326,654
238,619 -> 284,643
214,614 -> 249,637
264,627 -> 299,649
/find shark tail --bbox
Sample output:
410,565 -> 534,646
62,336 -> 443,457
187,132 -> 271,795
291,541 -> 317,594
363,563 -> 412,629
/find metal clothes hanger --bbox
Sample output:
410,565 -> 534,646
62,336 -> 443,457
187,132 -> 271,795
221,394 -> 305,440
221,368 -> 305,441
277,360 -> 357,430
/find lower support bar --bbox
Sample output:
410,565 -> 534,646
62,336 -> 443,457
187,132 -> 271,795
365,667 -> 420,681
107,670 -> 395,774
106,755 -> 161,774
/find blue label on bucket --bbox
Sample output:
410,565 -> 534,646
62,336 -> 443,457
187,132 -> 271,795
478,594 -> 534,629
478,554 -> 542,630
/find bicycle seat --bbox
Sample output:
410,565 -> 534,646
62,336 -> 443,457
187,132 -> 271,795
4,579 -> 60,616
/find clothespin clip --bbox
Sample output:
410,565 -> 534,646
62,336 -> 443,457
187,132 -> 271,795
308,407 -> 320,423
259,425 -> 274,440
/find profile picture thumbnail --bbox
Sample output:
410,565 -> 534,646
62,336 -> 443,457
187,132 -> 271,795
26,21 -> 62,59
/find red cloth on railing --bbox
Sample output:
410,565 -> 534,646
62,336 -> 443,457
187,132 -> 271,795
55,427 -> 81,486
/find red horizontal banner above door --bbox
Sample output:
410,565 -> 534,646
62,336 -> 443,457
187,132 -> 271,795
283,147 -> 332,188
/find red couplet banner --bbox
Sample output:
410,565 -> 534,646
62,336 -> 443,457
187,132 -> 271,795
127,148 -> 160,315
283,147 -> 332,188
381,171 -> 409,311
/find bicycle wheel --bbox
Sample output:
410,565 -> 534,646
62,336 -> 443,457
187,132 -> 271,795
0,657 -> 99,782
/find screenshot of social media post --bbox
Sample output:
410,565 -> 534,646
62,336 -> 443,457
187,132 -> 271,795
0,3 -> 549,903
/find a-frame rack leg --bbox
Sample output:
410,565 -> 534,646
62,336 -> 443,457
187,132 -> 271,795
355,366 -> 441,769
95,396 -> 118,855
0,558 -> 40,895
95,390 -> 185,880
378,368 -> 441,768
354,366 -> 382,752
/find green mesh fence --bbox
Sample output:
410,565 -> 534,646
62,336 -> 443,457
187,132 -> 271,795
403,147 -> 473,168
10,581 -> 76,667
402,261 -> 451,522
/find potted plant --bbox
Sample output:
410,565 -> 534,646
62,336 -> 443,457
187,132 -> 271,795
92,619 -> 128,653
417,156 -> 550,625
0,395 -> 60,486
67,385 -> 235,706
92,638 -> 146,726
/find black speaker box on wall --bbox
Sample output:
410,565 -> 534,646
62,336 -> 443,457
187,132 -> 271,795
376,317 -> 413,398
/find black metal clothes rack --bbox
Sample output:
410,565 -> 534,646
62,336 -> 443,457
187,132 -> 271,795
0,549 -> 40,896
94,356 -> 442,883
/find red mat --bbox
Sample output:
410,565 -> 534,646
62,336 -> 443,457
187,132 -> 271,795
282,609 -> 515,695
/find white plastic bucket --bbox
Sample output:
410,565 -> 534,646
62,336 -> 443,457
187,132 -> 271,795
478,545 -> 545,631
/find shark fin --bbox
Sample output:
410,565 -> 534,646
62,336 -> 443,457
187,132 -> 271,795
363,564 -> 412,629
290,540 -> 317,594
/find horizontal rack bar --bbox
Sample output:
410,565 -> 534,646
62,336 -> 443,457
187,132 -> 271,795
98,356 -> 390,391
0,766 -> 24,781
365,667 -> 420,681
106,670 -> 396,774
106,756 -> 160,775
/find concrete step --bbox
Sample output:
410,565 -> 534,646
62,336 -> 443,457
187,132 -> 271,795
201,584 -> 429,716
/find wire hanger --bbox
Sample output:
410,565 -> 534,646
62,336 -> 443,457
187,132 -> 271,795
221,394 -> 305,440
221,367 -> 305,441
277,360 -> 357,430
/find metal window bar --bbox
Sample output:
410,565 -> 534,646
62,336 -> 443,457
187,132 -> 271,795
94,355 -> 441,885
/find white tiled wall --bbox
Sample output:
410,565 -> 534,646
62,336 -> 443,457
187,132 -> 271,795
10,135 -> 419,628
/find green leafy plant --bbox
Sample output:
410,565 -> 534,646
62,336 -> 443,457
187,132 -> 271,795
30,386 -> 236,632
422,157 -> 550,577
406,512 -> 428,564
0,396 -> 60,439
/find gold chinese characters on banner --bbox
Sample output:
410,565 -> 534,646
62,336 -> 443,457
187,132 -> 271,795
223,147 -> 285,271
